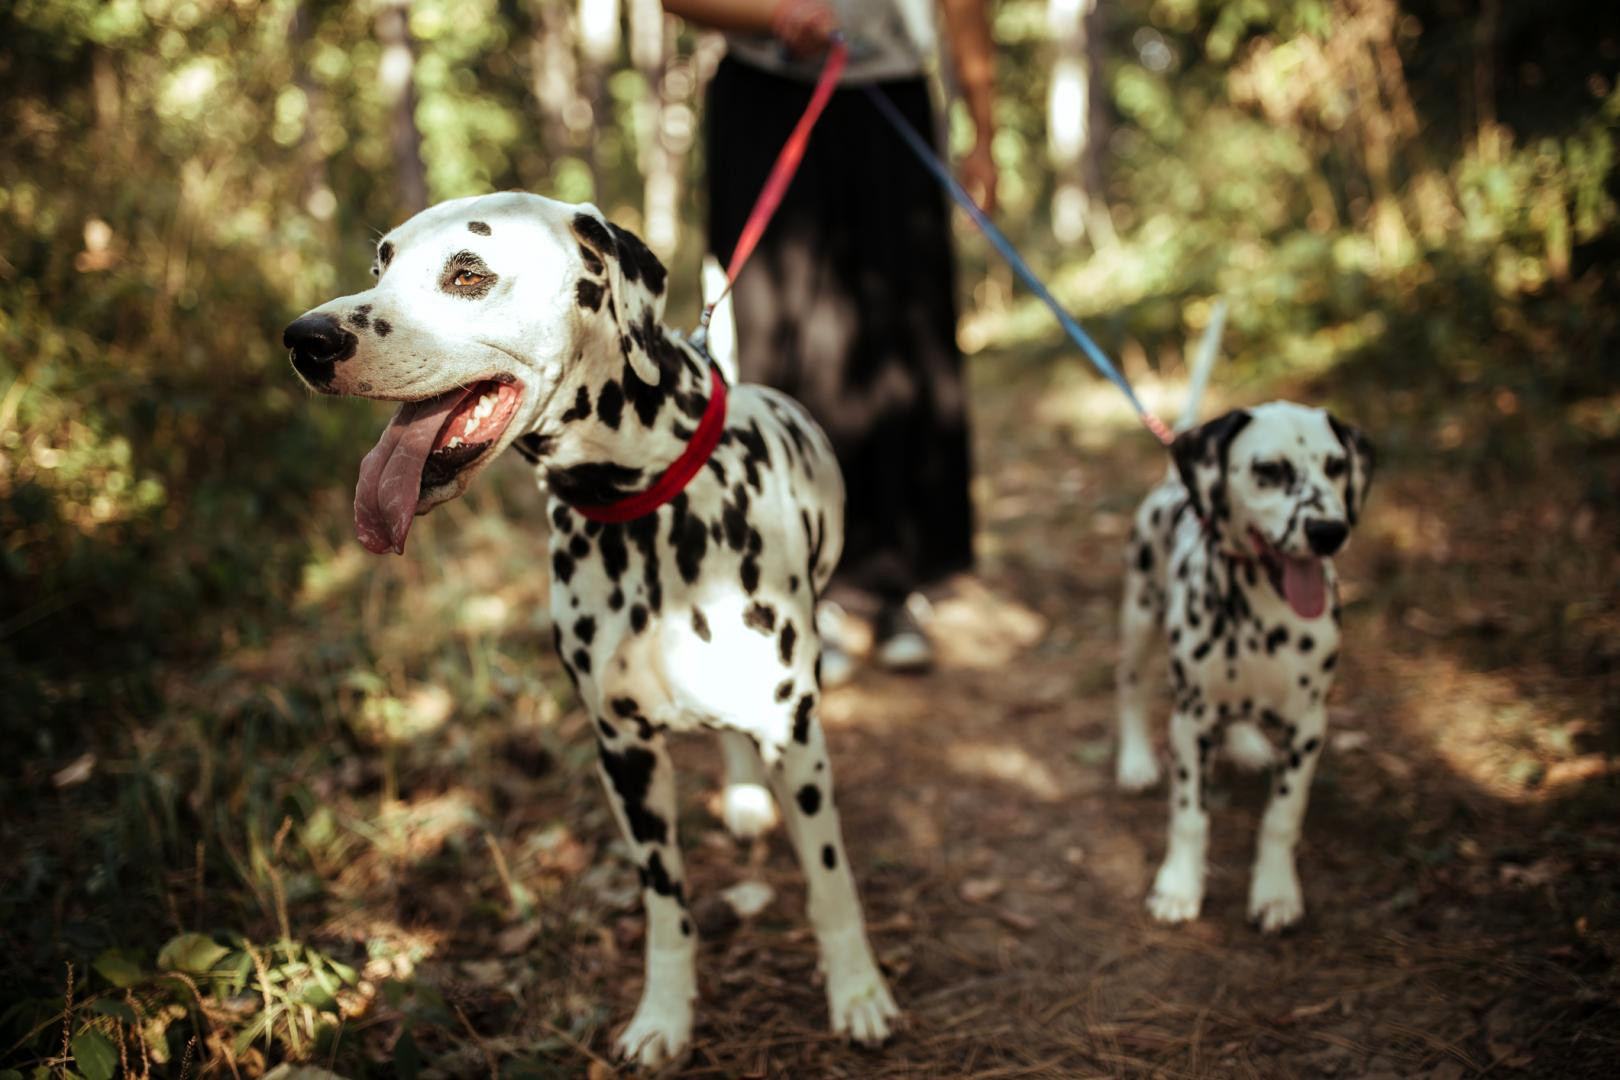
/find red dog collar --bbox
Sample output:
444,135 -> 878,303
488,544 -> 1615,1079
575,364 -> 728,524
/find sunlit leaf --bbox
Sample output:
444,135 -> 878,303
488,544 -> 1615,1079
156,932 -> 230,974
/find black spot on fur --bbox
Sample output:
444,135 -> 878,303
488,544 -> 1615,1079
607,221 -> 668,294
569,534 -> 589,559
796,784 -> 821,815
374,319 -> 392,336
775,679 -> 793,702
548,461 -> 643,507
561,385 -> 592,422
611,697 -> 639,718
599,744 -> 667,845
821,844 -> 837,869
680,917 -> 692,936
691,607 -> 711,642
743,602 -> 776,633
598,718 -> 617,740
1266,626 -> 1289,654
572,647 -> 591,673
1137,545 -> 1154,572
595,379 -> 625,429
575,278 -> 605,312
574,616 -> 596,645
378,240 -> 394,268
348,309 -> 369,329
552,550 -> 575,584
793,694 -> 815,743
740,557 -> 760,593
641,850 -> 683,901
630,604 -> 648,634
467,220 -> 491,236
1298,634 -> 1315,653
778,621 -> 797,666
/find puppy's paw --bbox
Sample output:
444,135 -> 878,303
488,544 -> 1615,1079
827,966 -> 900,1047
1147,860 -> 1204,924
720,782 -> 778,840
616,994 -> 694,1069
1248,861 -> 1304,932
1116,742 -> 1163,791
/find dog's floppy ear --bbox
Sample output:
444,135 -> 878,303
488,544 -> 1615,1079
570,208 -> 669,387
1328,414 -> 1375,525
1171,409 -> 1252,524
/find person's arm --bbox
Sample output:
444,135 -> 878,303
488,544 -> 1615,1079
938,0 -> 998,212
662,0 -> 838,55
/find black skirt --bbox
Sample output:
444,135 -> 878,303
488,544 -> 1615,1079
705,56 -> 975,608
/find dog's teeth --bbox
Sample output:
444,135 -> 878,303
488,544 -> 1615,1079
446,435 -> 463,448
473,394 -> 496,420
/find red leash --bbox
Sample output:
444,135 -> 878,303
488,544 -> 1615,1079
694,38 -> 849,345
575,43 -> 847,524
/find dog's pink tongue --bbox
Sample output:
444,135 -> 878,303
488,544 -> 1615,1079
1282,556 -> 1327,619
354,391 -> 467,555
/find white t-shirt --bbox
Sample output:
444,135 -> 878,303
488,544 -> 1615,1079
725,0 -> 939,84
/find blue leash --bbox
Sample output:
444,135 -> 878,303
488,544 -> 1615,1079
859,84 -> 1175,445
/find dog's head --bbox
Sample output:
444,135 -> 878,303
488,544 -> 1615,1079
282,192 -> 669,554
1172,402 -> 1374,618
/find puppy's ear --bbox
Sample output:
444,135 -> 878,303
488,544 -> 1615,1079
1171,409 -> 1251,524
570,209 -> 669,387
1328,414 -> 1375,525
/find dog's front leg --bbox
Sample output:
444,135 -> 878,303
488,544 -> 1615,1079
1148,709 -> 1211,923
595,724 -> 696,1067
761,707 -> 899,1046
1248,705 -> 1327,931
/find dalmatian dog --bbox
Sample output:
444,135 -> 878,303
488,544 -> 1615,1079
282,192 -> 897,1066
1114,376 -> 1373,932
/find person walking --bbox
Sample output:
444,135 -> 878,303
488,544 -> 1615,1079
664,0 -> 998,678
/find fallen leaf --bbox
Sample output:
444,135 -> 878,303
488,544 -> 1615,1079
959,877 -> 1004,903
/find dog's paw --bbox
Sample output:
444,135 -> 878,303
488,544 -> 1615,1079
615,995 -> 694,1069
1116,742 -> 1163,791
720,782 -> 778,840
827,966 -> 900,1047
1248,861 -> 1304,932
1147,861 -> 1204,924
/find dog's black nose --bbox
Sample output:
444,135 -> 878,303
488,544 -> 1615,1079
1304,519 -> 1349,556
283,312 -> 353,390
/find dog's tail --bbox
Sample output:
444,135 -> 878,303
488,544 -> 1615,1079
1175,297 -> 1227,433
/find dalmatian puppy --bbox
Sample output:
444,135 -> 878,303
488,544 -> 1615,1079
1114,386 -> 1373,932
282,192 -> 897,1066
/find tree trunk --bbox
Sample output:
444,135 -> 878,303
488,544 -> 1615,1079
377,0 -> 428,215
1047,0 -> 1115,249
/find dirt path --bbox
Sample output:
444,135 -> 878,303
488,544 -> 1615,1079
136,356 -> 1616,1079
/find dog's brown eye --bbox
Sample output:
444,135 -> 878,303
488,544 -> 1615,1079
453,269 -> 487,288
1324,456 -> 1347,479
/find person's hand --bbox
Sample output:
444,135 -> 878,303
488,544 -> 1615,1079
959,138 -> 998,215
771,0 -> 839,58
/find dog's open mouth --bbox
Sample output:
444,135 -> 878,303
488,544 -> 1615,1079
1248,528 -> 1327,620
354,378 -> 523,555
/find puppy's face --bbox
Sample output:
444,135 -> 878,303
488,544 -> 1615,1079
1174,402 -> 1374,617
282,192 -> 668,554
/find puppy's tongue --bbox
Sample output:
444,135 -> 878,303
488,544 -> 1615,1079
1282,556 -> 1327,619
354,389 -> 471,555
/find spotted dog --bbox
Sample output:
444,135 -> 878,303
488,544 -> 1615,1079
283,192 -> 897,1066
1114,381 -> 1373,932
